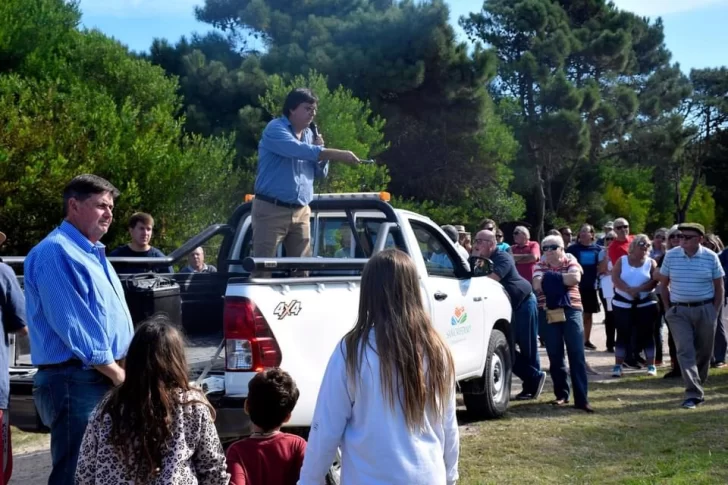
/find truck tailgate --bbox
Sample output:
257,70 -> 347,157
226,278 -> 360,427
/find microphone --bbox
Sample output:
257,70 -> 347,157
309,122 -> 319,142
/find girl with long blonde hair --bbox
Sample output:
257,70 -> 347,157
299,248 -> 459,484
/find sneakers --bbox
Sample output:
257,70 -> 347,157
612,365 -> 622,377
681,397 -> 704,409
647,365 -> 657,376
584,341 -> 597,350
533,372 -> 547,400
516,372 -> 548,401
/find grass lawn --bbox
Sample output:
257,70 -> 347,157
11,426 -> 49,454
459,368 -> 728,484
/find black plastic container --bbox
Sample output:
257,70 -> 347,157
122,274 -> 182,328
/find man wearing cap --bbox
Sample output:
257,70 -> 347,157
0,231 -> 28,485
597,221 -> 614,246
471,230 -> 546,400
655,222 -> 725,409
441,225 -> 470,263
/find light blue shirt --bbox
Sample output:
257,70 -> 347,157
255,116 -> 329,206
24,221 -> 134,366
660,245 -> 724,303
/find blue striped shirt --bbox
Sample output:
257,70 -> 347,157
254,116 -> 328,206
659,246 -> 724,302
24,221 -> 134,367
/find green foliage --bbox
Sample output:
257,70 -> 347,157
393,186 -> 526,234
463,0 -> 691,239
0,0 -> 242,254
258,70 -> 390,192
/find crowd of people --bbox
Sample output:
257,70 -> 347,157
0,86 -> 726,484
463,217 -> 726,412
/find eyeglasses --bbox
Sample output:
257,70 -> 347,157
542,245 -> 561,252
682,235 -> 699,241
615,225 -> 629,230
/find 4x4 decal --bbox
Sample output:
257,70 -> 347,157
273,300 -> 302,320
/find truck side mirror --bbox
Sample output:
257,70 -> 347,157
468,256 -> 494,277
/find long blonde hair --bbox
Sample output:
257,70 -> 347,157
344,248 -> 455,431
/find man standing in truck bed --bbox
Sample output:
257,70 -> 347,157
252,88 -> 363,259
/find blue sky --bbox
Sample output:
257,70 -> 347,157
79,0 -> 728,73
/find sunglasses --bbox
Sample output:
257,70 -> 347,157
484,226 -> 495,231
637,242 -> 651,249
615,225 -> 629,230
682,234 -> 699,241
542,245 -> 561,252
605,237 -> 614,242
668,234 -> 681,239
496,234 -> 503,239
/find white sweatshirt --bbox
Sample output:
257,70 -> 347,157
298,337 -> 459,485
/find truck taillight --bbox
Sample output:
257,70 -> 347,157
223,297 -> 282,372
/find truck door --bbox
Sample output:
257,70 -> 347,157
407,220 -> 484,378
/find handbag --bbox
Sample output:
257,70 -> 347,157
546,307 -> 566,324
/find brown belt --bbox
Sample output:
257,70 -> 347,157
37,358 -> 125,371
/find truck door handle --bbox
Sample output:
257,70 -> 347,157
434,292 -> 448,301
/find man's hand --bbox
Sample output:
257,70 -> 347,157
95,362 -> 126,387
320,148 -> 360,164
314,135 -> 324,146
339,150 -> 360,164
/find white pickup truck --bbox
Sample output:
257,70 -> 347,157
8,192 -> 514,439
219,192 -> 514,436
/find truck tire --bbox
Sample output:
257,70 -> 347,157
463,329 -> 511,419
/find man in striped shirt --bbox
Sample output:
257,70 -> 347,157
25,175 -> 134,485
656,222 -> 725,409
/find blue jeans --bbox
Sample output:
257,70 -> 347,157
512,293 -> 542,393
33,367 -> 112,485
539,307 -> 589,407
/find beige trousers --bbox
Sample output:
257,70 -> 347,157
251,198 -> 312,260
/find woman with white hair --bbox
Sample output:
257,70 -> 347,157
533,235 -> 592,412
611,234 -> 659,377
512,226 -> 540,284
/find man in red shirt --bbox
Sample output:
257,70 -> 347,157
607,217 -> 634,264
511,226 -> 541,284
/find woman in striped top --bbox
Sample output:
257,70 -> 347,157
533,235 -> 593,413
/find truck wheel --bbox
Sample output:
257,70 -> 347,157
463,329 -> 511,419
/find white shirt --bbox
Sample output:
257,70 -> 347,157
298,336 -> 459,485
613,256 -> 656,309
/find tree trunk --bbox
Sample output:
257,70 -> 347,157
535,165 -> 547,243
